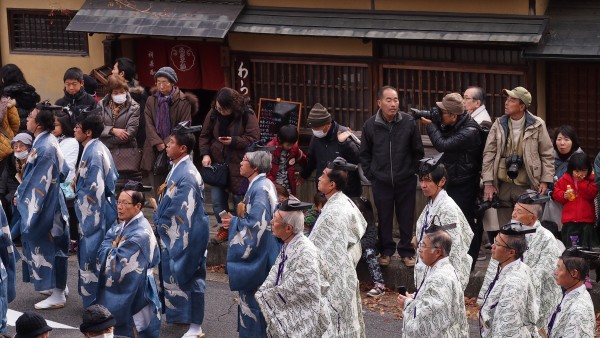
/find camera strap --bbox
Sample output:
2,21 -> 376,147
505,117 -> 525,157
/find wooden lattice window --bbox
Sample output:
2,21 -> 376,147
382,65 -> 527,121
246,58 -> 372,130
8,9 -> 88,55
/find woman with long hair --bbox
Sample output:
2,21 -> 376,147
0,64 -> 40,131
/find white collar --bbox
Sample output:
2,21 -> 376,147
166,155 -> 189,181
81,138 -> 98,158
124,210 -> 144,227
247,173 -> 266,191
32,130 -> 49,147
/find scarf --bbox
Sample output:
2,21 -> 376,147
154,87 -> 175,139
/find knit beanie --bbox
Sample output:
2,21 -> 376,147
436,93 -> 465,115
80,304 -> 117,333
154,66 -> 178,84
306,103 -> 332,128
15,312 -> 52,338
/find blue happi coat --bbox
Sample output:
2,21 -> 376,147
16,131 -> 70,291
226,173 -> 279,338
0,203 -> 16,334
74,138 -> 118,307
96,212 -> 160,337
154,155 -> 209,324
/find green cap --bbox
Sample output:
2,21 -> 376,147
503,86 -> 532,108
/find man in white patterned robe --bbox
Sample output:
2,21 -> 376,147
414,158 -> 473,291
256,198 -> 331,337
398,229 -> 468,337
478,195 -> 561,335
547,248 -> 596,338
309,157 -> 367,337
479,224 -> 540,337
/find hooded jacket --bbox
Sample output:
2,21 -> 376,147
482,111 -> 554,190
55,88 -> 98,119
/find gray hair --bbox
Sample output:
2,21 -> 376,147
246,151 -> 272,174
425,230 -> 452,257
468,86 -> 485,105
504,235 -> 528,259
530,204 -> 543,219
280,210 -> 305,235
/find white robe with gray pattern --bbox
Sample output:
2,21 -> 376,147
478,221 -> 561,331
414,190 -> 474,291
547,284 -> 595,338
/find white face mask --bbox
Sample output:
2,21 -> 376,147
312,129 -> 327,138
111,93 -> 127,104
14,150 -> 29,160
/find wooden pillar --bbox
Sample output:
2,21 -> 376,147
102,35 -> 121,67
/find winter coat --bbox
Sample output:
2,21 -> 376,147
360,110 -> 424,186
482,111 -> 554,190
552,172 -> 598,224
554,148 -> 583,181
141,87 -> 198,172
198,108 -> 260,194
266,136 -> 307,195
98,93 -> 140,150
2,83 -> 40,131
300,121 -> 362,197
55,88 -> 98,119
427,113 -> 481,186
128,80 -> 148,148
0,97 -> 20,160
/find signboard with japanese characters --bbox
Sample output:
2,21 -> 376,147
234,58 -> 251,97
257,98 -> 302,144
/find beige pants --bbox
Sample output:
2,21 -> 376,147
496,181 -> 529,226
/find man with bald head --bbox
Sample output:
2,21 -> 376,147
256,198 -> 332,337
478,191 -> 561,336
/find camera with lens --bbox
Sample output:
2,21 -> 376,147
505,155 -> 524,180
475,194 -> 500,219
409,106 -> 442,125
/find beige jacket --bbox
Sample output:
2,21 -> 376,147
481,111 -> 554,190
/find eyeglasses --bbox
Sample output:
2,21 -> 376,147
493,237 -> 512,250
463,97 -> 476,101
156,80 -> 171,87
117,201 -> 134,206
419,244 -> 439,250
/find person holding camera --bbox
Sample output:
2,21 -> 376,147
419,92 -> 482,267
481,86 -> 554,227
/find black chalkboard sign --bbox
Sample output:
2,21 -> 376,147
257,98 -> 302,144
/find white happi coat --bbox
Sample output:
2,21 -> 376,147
479,260 -> 540,338
414,190 -> 474,290
256,234 -> 332,337
403,257 -> 468,338
478,221 -> 561,331
547,284 -> 595,338
309,191 -> 367,337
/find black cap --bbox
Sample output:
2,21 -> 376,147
123,180 -> 152,192
246,142 -> 277,153
418,153 -> 444,176
80,304 -> 116,333
517,190 -> 550,205
326,157 -> 358,171
173,121 -> 202,135
425,223 -> 457,234
562,246 -> 600,261
279,198 -> 312,212
35,99 -> 63,111
499,221 -> 536,236
15,312 -> 52,338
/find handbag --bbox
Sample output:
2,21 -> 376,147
110,147 -> 142,173
541,198 -> 564,231
200,163 -> 229,187
153,150 -> 170,176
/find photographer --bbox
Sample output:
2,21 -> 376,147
419,92 -> 482,267
482,86 -> 554,227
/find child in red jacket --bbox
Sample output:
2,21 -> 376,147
266,125 -> 307,195
552,152 -> 599,248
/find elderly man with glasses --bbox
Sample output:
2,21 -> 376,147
478,222 -> 540,337
478,191 -> 561,336
255,198 -> 332,337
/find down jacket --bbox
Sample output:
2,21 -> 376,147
552,172 -> 598,223
98,92 -> 140,150
2,83 -> 39,131
0,97 -> 20,160
426,113 -> 481,186
482,111 -> 554,190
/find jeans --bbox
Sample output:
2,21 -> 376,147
211,185 -> 243,223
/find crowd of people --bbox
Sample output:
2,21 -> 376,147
0,57 -> 597,338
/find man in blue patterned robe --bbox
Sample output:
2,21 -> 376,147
74,112 -> 118,307
154,123 -> 209,337
96,183 -> 161,338
15,103 -> 70,309
0,203 -> 16,335
222,145 -> 279,338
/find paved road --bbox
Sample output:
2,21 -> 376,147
4,253 -> 479,337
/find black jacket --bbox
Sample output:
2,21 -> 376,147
2,83 -> 40,131
55,88 -> 98,119
300,121 -> 362,197
426,113 -> 481,185
360,110 -> 424,185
